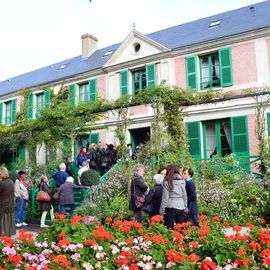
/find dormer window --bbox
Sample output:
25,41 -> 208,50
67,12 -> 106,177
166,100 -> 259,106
208,19 -> 222,29
102,50 -> 113,57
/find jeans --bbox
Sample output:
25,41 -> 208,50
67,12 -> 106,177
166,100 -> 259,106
59,204 -> 75,217
15,197 -> 27,224
164,208 -> 185,229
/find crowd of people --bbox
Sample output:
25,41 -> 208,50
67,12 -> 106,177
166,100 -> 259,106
129,164 -> 199,229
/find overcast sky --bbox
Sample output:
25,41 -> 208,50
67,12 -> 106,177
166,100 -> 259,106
0,0 -> 265,81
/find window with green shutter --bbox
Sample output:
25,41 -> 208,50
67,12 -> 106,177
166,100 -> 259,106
202,119 -> 232,158
186,56 -> 198,91
79,83 -> 90,103
219,48 -> 233,87
231,115 -> 250,172
186,121 -> 202,159
11,99 -> 17,124
36,93 -> 45,118
0,103 -> 3,124
267,113 -> 270,136
4,101 -> 11,124
19,144 -> 26,161
89,133 -> 99,145
120,70 -> 129,96
146,64 -> 156,86
44,90 -> 50,108
27,94 -> 34,120
132,69 -> 146,95
89,79 -> 97,102
69,84 -> 77,106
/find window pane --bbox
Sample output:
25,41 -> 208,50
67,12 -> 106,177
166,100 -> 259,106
141,72 -> 146,91
36,93 -> 44,117
211,54 -> 220,87
79,84 -> 89,102
132,69 -> 146,94
201,57 -> 210,89
205,122 -> 216,158
220,121 -> 232,156
5,101 -> 11,124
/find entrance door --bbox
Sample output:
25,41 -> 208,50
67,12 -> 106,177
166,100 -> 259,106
129,127 -> 150,149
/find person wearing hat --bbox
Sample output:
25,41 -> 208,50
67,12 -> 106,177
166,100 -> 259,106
14,170 -> 29,227
142,174 -> 164,218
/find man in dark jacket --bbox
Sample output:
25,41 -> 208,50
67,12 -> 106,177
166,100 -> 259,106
182,168 -> 199,226
58,176 -> 89,217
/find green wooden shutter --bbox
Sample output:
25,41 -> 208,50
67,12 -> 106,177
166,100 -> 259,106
89,79 -> 97,102
120,70 -> 129,96
231,116 -> 250,172
186,121 -> 201,159
0,103 -> 3,124
44,90 -> 51,108
267,113 -> 270,136
186,56 -> 198,91
89,133 -> 99,145
219,47 -> 233,87
27,94 -> 34,120
146,64 -> 156,86
11,99 -> 17,124
69,84 -> 76,107
19,144 -> 26,160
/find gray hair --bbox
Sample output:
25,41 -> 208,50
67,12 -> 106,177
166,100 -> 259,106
134,164 -> 145,175
40,174 -> 48,182
66,176 -> 74,183
59,163 -> 66,170
82,161 -> 89,167
153,174 -> 164,185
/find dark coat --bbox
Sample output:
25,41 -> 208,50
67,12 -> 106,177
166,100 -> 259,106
59,182 -> 88,206
39,182 -> 53,212
53,171 -> 68,188
185,178 -> 198,214
129,175 -> 148,211
0,178 -> 15,214
144,184 -> 163,217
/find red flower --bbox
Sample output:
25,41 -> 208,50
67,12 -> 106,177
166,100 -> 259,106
55,212 -> 66,220
248,242 -> 261,251
233,225 -> 242,232
201,258 -> 217,270
104,217 -> 113,223
199,215 -> 208,221
92,226 -> 114,241
0,236 -> 13,247
245,222 -> 254,230
188,253 -> 200,262
84,238 -> 97,246
236,248 -> 246,255
211,216 -> 220,222
58,232 -> 66,239
166,249 -> 186,262
53,254 -> 71,267
263,257 -> 270,267
130,263 -> 139,270
260,248 -> 270,257
235,258 -> 251,266
58,238 -> 70,247
7,254 -> 23,267
223,221 -> 230,227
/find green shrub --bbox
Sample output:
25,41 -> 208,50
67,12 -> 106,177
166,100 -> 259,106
80,169 -> 100,186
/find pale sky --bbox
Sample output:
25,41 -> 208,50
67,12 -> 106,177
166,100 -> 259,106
0,0 -> 265,81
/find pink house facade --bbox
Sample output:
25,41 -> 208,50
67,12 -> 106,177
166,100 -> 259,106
0,1 -> 270,170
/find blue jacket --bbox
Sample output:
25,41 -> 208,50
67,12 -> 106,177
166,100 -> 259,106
53,171 -> 68,188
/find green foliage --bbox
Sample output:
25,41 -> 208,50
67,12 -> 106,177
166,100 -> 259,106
80,169 -> 100,186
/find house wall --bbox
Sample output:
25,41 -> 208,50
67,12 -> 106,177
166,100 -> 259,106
97,76 -> 106,100
266,38 -> 270,79
174,57 -> 186,89
248,114 -> 259,156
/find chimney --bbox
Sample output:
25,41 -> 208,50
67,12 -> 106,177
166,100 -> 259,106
81,33 -> 98,59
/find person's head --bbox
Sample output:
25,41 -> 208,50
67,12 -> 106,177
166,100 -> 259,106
18,170 -> 27,180
134,164 -> 145,177
164,164 -> 180,190
138,142 -> 144,149
127,143 -> 132,148
158,167 -> 167,177
40,174 -> 48,183
153,174 -> 164,185
182,168 -> 194,180
91,143 -> 96,149
66,176 -> 74,184
82,161 -> 89,168
0,167 -> 9,180
66,156 -> 72,163
80,147 -> 86,154
59,163 -> 66,171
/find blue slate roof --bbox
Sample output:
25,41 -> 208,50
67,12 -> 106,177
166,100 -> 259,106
1,0 -> 269,97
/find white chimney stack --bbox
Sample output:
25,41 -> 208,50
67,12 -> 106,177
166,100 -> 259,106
81,33 -> 98,59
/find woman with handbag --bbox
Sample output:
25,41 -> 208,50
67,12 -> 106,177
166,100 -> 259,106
38,175 -> 55,228
159,164 -> 188,229
128,164 -> 148,222
143,174 -> 164,218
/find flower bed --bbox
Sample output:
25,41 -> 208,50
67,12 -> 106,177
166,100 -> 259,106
0,214 -> 270,269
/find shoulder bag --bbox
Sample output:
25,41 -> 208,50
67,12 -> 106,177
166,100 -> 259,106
36,185 -> 51,202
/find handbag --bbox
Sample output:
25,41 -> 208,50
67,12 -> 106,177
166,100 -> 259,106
133,180 -> 145,208
36,190 -> 51,202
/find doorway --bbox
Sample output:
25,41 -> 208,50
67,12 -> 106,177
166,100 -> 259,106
129,127 -> 150,149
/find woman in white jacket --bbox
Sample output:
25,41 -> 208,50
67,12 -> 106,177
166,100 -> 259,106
159,164 -> 187,229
